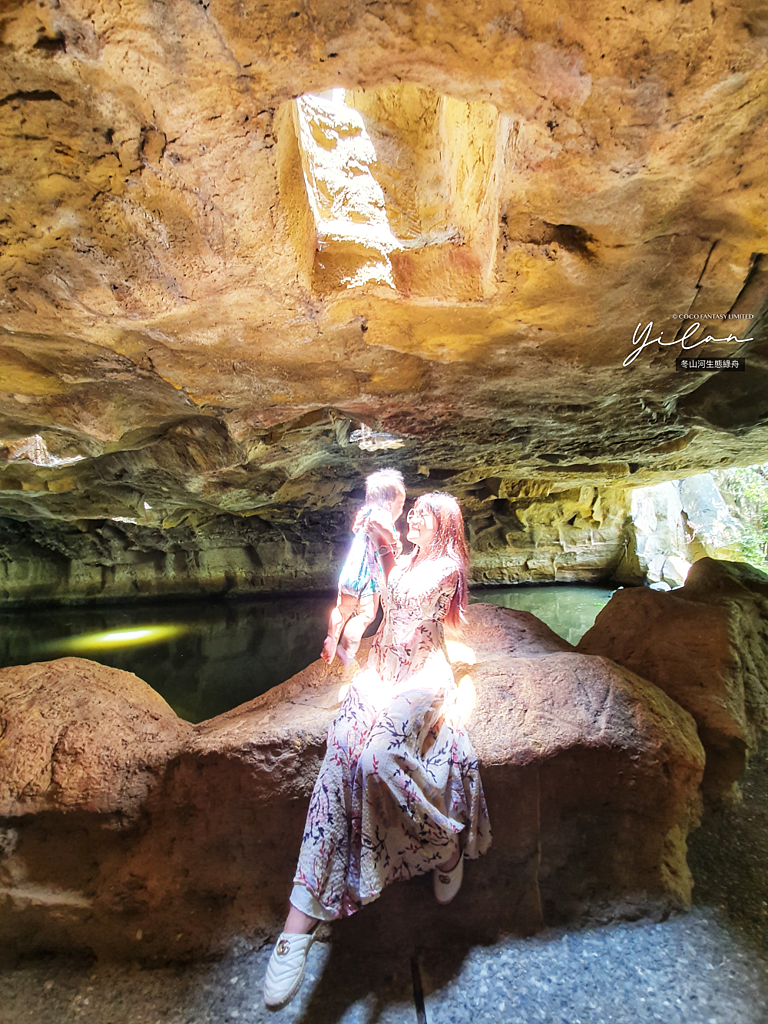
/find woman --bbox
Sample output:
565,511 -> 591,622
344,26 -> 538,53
263,492 -> 491,1009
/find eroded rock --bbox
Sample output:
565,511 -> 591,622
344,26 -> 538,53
577,558 -> 768,802
0,606 -> 703,958
0,657 -> 192,818
455,605 -> 704,926
1,2 -> 767,578
0,658 -> 193,954
0,481 -> 633,605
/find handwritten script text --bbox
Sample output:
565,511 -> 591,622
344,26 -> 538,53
623,322 -> 752,368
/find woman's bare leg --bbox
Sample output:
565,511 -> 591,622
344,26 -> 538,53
264,902 -> 320,1007
284,905 -> 317,935
441,842 -> 461,872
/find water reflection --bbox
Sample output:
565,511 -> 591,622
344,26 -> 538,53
0,595 -> 332,724
471,584 -> 615,646
0,585 -> 615,722
52,624 -> 189,653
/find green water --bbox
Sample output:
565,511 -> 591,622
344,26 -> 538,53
471,584 -> 616,647
0,584 -> 614,723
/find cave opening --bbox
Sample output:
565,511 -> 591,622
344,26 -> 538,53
283,84 -> 504,300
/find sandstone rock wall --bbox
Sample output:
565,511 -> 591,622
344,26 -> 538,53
0,511 -> 345,603
0,481 -> 632,604
1,0 -> 768,555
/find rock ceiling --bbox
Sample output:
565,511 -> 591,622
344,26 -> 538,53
1,0 -> 768,534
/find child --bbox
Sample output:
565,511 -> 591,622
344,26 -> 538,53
321,469 -> 406,665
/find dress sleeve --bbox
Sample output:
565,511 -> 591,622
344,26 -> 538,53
430,559 -> 460,621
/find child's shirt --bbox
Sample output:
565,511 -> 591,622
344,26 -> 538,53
337,504 -> 396,599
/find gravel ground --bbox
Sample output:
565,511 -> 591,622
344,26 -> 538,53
1,745 -> 766,1024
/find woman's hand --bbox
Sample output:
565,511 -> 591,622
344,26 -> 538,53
355,508 -> 399,549
356,508 -> 401,581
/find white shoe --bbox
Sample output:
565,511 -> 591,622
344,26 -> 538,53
433,851 -> 464,905
263,931 -> 316,1009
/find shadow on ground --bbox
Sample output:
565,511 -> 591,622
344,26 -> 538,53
1,747 -> 767,1024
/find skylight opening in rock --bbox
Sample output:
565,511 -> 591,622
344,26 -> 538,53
294,91 -> 398,290
290,85 -> 504,300
3,433 -> 86,467
349,423 -> 405,452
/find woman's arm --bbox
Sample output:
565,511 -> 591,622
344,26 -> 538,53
375,542 -> 397,582
363,510 -> 401,583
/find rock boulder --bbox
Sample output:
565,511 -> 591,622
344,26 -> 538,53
0,607 -> 704,958
0,658 -> 192,955
0,657 -> 192,818
578,558 -> 768,802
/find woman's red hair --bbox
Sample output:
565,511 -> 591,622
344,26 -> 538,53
410,491 -> 469,629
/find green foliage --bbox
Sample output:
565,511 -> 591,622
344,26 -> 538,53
714,464 -> 768,568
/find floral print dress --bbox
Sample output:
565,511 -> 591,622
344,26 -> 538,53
290,554 -> 491,921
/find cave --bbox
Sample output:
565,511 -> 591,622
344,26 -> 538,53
1,0 -> 766,603
1,1 -> 768,1019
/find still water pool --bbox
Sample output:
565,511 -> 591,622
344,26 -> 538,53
0,584 -> 615,723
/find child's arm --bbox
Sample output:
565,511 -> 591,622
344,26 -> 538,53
374,542 -> 397,582
364,510 -> 400,581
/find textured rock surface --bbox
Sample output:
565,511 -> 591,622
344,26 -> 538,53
0,657 -> 192,818
578,558 -> 768,802
0,605 -> 704,958
1,0 -> 768,599
0,657 -> 192,956
452,605 -> 704,927
0,482 -> 634,603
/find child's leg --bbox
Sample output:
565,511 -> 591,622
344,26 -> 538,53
338,594 -> 379,661
322,592 -> 359,663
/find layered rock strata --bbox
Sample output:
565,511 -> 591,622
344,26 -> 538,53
0,482 -> 632,605
1,1 -> 768,561
0,607 -> 703,959
578,558 -> 768,803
